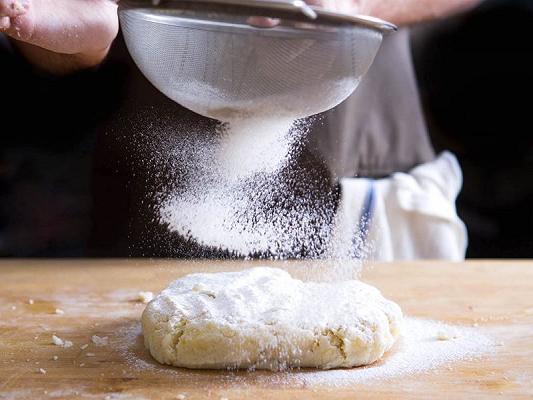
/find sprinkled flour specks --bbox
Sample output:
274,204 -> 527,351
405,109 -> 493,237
288,318 -> 495,386
116,318 -> 495,387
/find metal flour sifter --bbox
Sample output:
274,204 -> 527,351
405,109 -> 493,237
119,0 -> 396,121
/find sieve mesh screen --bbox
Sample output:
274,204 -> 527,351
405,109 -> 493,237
120,8 -> 383,120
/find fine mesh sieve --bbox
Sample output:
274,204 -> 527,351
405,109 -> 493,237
119,0 -> 396,121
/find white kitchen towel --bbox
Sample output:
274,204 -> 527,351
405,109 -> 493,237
329,151 -> 468,261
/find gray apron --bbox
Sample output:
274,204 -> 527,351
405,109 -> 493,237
308,29 -> 435,179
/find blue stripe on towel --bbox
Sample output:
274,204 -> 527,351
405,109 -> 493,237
356,180 -> 376,251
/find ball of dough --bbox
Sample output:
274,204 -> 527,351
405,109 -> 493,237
142,267 -> 402,371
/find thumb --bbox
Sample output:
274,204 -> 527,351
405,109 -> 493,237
0,0 -> 30,39
0,0 -> 29,17
0,16 -> 9,29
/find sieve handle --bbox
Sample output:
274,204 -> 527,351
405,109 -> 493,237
273,0 -> 317,19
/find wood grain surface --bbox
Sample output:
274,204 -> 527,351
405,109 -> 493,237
0,259 -> 532,399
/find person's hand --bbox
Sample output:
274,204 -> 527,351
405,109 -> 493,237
247,0 -> 482,27
0,0 -> 119,74
246,0 -> 358,28
305,0 -> 358,15
313,0 -> 484,25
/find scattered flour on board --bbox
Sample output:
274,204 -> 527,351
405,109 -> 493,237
137,291 -> 154,304
51,334 -> 72,348
92,335 -> 109,346
116,318 -> 494,387
285,318 -> 495,387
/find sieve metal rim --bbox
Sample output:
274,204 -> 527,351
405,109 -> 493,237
121,0 -> 397,33
122,8 -> 370,39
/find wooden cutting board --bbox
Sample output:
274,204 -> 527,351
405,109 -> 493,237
1,259 -> 532,399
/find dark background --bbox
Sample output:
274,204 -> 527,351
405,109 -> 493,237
0,0 -> 532,257
412,0 -> 533,257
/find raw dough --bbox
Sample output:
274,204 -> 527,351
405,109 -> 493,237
141,267 -> 402,371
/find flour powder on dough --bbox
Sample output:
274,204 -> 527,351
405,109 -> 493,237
141,267 -> 403,371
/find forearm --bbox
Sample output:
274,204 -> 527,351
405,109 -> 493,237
359,0 -> 483,25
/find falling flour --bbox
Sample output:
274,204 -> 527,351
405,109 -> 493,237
159,113 -> 337,258
215,117 -> 296,181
